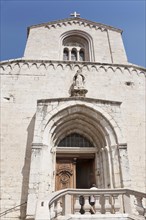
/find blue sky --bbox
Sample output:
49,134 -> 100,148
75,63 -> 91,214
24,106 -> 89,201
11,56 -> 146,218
1,0 -> 146,67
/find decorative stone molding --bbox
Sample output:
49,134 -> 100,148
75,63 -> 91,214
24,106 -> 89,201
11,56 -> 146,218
31,143 -> 44,149
118,143 -> 127,149
35,97 -> 126,152
111,143 -> 128,150
27,17 -> 122,33
0,59 -> 145,76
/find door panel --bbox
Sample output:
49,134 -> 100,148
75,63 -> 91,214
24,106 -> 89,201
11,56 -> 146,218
55,159 -> 76,191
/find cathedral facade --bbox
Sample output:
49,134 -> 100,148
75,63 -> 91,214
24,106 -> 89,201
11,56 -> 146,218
0,14 -> 146,220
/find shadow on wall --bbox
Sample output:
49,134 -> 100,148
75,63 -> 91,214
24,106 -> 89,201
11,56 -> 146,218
20,115 -> 35,219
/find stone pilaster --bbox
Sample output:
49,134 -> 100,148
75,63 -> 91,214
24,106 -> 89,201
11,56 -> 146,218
26,144 -> 42,219
118,144 -> 131,187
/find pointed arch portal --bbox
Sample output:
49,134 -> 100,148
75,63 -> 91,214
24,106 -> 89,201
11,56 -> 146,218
27,98 -> 131,216
43,101 -> 121,190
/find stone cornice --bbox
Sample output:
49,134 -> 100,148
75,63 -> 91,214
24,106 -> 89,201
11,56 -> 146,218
0,59 -> 146,74
37,96 -> 122,106
27,17 -> 122,35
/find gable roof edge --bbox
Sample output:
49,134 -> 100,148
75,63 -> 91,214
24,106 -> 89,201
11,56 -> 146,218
27,17 -> 123,36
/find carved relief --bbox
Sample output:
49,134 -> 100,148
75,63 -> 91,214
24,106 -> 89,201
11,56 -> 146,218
56,161 -> 74,190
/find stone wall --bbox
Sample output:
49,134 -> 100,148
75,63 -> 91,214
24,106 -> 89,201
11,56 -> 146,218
0,60 -> 145,219
24,19 -> 127,64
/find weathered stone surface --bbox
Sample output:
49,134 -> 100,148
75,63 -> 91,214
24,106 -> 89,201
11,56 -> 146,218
0,16 -> 145,220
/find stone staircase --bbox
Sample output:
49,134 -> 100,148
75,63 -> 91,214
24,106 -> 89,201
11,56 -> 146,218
34,188 -> 146,220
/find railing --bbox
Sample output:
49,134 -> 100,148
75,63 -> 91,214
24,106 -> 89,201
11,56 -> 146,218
0,202 -> 27,217
35,189 -> 146,220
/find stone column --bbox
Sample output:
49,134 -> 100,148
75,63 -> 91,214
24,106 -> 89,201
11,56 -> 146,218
77,49 -> 80,61
26,144 -> 42,219
101,148 -> 107,188
106,146 -> 114,188
118,144 -> 131,187
69,48 -> 72,61
99,149 -> 104,188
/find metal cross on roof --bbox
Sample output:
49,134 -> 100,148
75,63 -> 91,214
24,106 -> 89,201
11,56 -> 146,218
70,11 -> 80,18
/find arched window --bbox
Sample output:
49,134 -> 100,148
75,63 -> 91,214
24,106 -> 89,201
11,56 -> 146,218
71,49 -> 77,61
79,50 -> 85,61
62,35 -> 90,61
63,48 -> 69,61
58,133 -> 93,147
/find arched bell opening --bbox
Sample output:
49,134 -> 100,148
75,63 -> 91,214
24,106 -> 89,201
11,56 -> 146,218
43,104 -> 121,190
60,30 -> 95,62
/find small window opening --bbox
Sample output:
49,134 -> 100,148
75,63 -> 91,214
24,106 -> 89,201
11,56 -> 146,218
71,49 -> 77,61
79,50 -> 85,61
62,34 -> 91,61
58,133 -> 93,147
63,49 -> 69,61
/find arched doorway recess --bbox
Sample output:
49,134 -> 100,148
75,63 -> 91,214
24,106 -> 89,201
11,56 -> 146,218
27,98 -> 131,216
42,101 -> 124,191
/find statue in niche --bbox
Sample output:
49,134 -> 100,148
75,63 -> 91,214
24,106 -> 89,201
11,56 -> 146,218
73,69 -> 85,89
71,69 -> 88,97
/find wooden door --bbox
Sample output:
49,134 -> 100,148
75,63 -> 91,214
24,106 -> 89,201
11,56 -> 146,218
55,159 -> 76,191
56,158 -> 95,190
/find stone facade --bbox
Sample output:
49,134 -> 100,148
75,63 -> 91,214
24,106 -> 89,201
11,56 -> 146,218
0,16 -> 146,220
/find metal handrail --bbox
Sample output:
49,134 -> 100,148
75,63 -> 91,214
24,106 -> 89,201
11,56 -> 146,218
0,202 -> 27,217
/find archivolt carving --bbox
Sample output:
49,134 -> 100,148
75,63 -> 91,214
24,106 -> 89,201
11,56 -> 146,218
42,101 -> 122,147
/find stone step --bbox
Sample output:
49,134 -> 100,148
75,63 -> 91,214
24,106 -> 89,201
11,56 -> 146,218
56,214 -> 131,220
